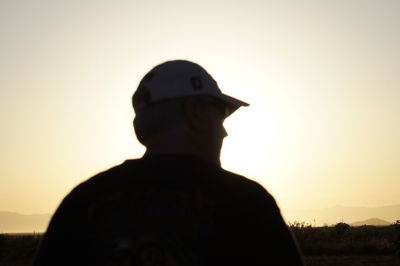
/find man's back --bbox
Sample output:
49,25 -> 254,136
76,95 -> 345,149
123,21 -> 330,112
34,154 -> 303,265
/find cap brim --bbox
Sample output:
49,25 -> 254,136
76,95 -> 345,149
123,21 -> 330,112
211,93 -> 249,117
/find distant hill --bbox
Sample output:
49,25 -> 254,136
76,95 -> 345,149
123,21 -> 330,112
351,218 -> 391,226
0,211 -> 51,233
2,204 -> 400,233
284,204 -> 400,226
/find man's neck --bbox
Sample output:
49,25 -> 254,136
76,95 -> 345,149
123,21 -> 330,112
142,127 -> 221,166
144,149 -> 220,166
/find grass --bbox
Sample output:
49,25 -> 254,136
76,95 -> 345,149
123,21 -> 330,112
0,233 -> 43,266
289,221 -> 400,256
0,221 -> 399,265
290,221 -> 400,266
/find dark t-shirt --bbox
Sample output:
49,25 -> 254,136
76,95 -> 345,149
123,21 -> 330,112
33,155 -> 304,266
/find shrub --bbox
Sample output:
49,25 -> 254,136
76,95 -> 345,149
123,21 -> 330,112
334,222 -> 351,238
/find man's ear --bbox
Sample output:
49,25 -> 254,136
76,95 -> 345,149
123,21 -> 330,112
183,97 -> 207,132
133,116 -> 147,145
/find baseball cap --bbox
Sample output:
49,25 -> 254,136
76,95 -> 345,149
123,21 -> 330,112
132,60 -> 249,116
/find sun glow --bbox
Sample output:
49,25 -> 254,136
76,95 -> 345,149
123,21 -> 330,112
1,0 -> 399,220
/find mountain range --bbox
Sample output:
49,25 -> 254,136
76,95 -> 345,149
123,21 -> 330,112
0,211 -> 50,233
284,204 -> 400,226
350,218 -> 391,226
1,204 -> 399,233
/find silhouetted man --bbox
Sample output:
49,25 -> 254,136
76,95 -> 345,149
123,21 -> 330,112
33,60 -> 304,265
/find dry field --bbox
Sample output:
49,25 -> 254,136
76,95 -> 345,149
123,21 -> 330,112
1,222 -> 399,266
304,255 -> 400,266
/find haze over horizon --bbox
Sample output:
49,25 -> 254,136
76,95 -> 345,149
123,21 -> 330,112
1,204 -> 399,233
1,0 -> 399,221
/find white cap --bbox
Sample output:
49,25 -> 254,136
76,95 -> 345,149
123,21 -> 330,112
132,60 -> 249,116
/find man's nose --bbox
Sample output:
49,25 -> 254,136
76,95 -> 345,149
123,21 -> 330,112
223,126 -> 228,138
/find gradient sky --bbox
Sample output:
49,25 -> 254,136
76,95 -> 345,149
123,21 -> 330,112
1,0 -> 399,222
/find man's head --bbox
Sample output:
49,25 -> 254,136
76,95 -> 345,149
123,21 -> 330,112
132,60 -> 249,163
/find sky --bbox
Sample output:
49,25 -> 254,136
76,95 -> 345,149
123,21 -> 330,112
1,0 -> 399,222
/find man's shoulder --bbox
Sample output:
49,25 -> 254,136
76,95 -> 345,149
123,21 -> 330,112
64,160 -> 137,198
85,159 -> 141,181
220,168 -> 269,192
209,167 -> 277,209
67,156 -> 274,204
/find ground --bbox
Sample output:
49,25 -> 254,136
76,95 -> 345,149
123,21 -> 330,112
1,223 -> 400,265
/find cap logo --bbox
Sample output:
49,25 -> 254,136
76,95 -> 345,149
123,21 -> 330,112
190,76 -> 203,90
